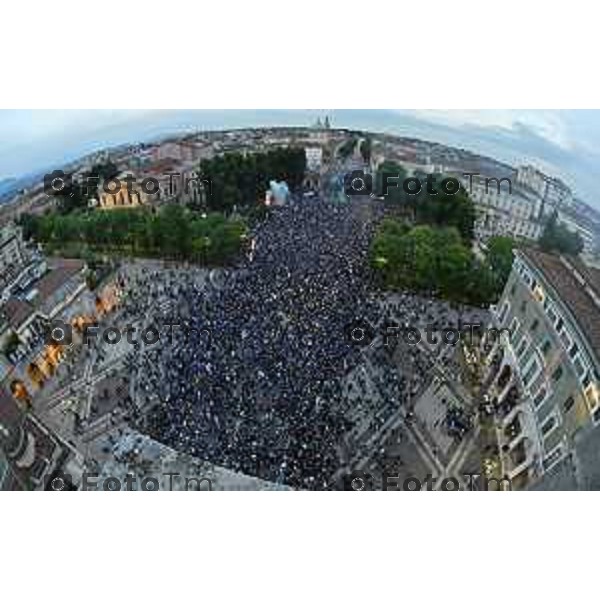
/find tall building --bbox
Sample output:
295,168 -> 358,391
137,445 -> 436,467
0,223 -> 29,289
516,165 -> 573,217
464,175 -> 543,242
483,248 -> 600,489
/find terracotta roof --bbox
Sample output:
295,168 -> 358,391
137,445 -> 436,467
576,261 -> 600,299
143,158 -> 183,175
521,248 -> 600,363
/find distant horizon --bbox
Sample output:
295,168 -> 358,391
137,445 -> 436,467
1,110 -> 599,209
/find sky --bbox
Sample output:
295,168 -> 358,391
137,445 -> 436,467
1,109 -> 599,208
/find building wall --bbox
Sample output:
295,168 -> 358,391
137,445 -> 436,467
305,147 -> 323,171
97,176 -> 151,209
517,165 -> 573,218
517,165 -> 547,198
0,224 -> 27,279
466,179 -> 542,242
486,254 -> 600,488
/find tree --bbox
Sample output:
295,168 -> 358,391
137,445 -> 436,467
199,147 -> 306,213
486,236 -> 515,292
359,137 -> 372,164
376,161 -> 409,204
23,207 -> 247,265
539,212 -> 584,257
370,218 -> 496,306
415,178 -> 476,242
337,137 -> 357,160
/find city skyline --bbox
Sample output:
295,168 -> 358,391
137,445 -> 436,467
3,109 -> 600,209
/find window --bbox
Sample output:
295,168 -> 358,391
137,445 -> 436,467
552,365 -> 563,383
517,338 -> 529,359
530,319 -> 539,333
542,442 -> 565,471
556,317 -> 564,333
498,301 -> 509,325
573,355 -> 586,378
541,339 -> 552,356
533,386 -> 547,409
520,300 -> 527,313
522,357 -> 542,388
584,380 -> 599,413
510,317 -> 520,338
559,329 -> 572,351
569,343 -> 579,359
540,412 -> 559,437
510,283 -> 516,296
563,396 -> 575,413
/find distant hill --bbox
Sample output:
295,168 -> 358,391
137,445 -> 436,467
0,178 -> 18,200
0,171 -> 48,204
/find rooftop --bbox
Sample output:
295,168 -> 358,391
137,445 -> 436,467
521,247 -> 600,364
2,297 -> 35,330
34,259 -> 85,304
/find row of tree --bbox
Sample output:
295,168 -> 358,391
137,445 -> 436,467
371,220 -> 514,306
20,205 -> 247,265
198,147 -> 306,213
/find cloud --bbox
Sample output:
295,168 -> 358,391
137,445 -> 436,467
400,109 -> 573,151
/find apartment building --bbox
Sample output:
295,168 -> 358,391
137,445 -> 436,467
483,248 -> 600,489
0,223 -> 29,284
517,165 -> 573,216
463,175 -> 543,242
1,258 -> 89,393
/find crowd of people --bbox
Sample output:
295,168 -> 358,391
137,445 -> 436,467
104,194 -> 487,489
126,197 -> 381,488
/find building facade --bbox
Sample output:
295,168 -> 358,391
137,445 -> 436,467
517,165 -> 573,216
482,248 -> 600,489
95,173 -> 152,209
0,223 -> 29,286
463,176 -> 543,242
305,146 -> 323,172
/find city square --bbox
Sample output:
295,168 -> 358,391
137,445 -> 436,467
1,119 -> 600,493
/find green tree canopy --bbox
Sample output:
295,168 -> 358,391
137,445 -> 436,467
22,206 -> 247,266
371,218 -> 507,306
199,147 -> 306,213
486,236 -> 515,290
539,212 -> 584,257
